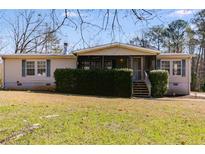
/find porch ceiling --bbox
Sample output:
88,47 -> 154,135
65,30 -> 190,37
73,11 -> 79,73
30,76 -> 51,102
73,43 -> 160,56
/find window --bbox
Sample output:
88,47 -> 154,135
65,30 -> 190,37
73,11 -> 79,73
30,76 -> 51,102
26,61 -> 35,76
37,61 -> 46,76
161,61 -> 170,74
104,60 -> 112,69
173,61 -> 182,75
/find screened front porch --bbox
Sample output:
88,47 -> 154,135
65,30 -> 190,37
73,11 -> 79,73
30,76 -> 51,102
77,55 -> 156,81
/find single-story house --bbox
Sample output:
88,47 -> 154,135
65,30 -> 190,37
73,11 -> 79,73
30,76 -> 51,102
0,43 -> 193,97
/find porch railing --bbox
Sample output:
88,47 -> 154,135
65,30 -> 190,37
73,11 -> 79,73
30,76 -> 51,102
144,71 -> 151,97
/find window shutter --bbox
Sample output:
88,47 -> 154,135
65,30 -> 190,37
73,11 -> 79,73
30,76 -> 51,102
47,59 -> 51,77
22,60 -> 26,77
182,59 -> 186,77
156,59 -> 161,69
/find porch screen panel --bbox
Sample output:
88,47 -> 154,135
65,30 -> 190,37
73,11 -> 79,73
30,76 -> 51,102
90,57 -> 101,69
104,60 -> 112,69
79,56 -> 101,70
127,57 -> 131,68
116,57 -> 128,68
81,61 -> 90,69
90,61 -> 101,69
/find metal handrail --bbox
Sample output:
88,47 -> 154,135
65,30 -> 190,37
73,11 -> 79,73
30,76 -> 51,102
144,71 -> 151,97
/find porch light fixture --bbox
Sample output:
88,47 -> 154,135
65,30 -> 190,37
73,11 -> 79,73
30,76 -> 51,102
120,58 -> 124,62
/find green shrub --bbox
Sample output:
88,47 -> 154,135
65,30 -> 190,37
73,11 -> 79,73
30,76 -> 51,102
149,70 -> 169,97
54,69 -> 132,98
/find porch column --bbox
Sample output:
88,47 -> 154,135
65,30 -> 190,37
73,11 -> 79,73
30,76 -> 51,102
102,56 -> 104,69
127,56 -> 132,68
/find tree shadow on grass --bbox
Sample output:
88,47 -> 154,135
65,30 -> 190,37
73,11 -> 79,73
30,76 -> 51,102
2,89 -> 201,101
18,90 -> 129,100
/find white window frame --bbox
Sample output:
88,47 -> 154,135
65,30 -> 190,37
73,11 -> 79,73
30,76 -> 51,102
173,60 -> 182,76
161,61 -> 170,74
37,60 -> 47,76
26,61 -> 35,76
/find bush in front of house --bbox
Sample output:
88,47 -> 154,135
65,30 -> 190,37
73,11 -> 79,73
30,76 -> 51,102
149,70 -> 169,97
54,68 -> 132,98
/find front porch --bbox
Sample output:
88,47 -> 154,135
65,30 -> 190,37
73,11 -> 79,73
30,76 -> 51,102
77,55 -> 156,97
77,55 -> 156,81
74,43 -> 160,97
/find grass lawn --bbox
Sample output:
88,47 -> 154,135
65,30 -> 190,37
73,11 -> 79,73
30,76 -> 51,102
0,91 -> 205,144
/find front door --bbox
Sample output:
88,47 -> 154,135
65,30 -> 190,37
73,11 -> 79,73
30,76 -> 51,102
132,57 -> 143,81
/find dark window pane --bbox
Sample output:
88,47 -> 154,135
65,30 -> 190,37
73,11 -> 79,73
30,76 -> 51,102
26,61 -> 35,76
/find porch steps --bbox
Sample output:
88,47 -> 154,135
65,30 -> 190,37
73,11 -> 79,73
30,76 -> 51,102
132,81 -> 150,98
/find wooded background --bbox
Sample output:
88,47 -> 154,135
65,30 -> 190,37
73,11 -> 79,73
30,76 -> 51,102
0,9 -> 204,91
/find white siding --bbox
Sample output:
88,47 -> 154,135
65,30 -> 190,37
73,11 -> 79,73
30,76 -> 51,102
158,58 -> 191,95
78,47 -> 157,56
4,58 -> 76,90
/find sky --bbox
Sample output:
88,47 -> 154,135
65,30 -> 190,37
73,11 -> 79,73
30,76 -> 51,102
0,9 -> 200,54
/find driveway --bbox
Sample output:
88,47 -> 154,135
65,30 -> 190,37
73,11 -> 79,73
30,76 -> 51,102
190,91 -> 205,99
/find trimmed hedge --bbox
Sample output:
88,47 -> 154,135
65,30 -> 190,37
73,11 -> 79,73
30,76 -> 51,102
54,69 -> 132,97
149,70 -> 169,97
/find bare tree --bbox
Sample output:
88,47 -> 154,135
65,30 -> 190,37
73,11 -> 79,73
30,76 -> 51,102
0,37 -> 8,52
6,10 -> 68,53
6,9 -> 156,53
63,9 -> 156,48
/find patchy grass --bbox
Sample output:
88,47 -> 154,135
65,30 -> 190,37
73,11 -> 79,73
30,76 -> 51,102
0,91 -> 205,144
